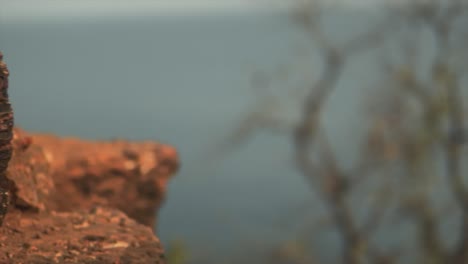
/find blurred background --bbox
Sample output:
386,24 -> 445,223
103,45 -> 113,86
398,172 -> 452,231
1,1 -> 467,263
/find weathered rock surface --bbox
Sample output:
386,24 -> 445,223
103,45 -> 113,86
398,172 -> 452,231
31,131 -> 178,228
0,207 -> 165,264
0,128 -> 179,264
7,128 -> 53,212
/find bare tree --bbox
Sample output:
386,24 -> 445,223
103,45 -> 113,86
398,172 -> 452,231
214,1 -> 468,263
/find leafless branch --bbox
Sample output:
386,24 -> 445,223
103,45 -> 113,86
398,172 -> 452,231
293,48 -> 343,184
208,1 -> 468,263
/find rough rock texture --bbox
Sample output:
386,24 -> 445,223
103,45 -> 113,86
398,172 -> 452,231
0,51 -> 15,227
0,128 -> 178,264
8,128 -> 53,212
31,131 -> 179,228
0,207 -> 165,264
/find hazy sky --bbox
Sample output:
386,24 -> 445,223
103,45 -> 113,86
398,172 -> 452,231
0,1 -> 288,21
0,0 -> 396,22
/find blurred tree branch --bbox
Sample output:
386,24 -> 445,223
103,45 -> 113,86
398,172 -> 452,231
209,0 -> 468,263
